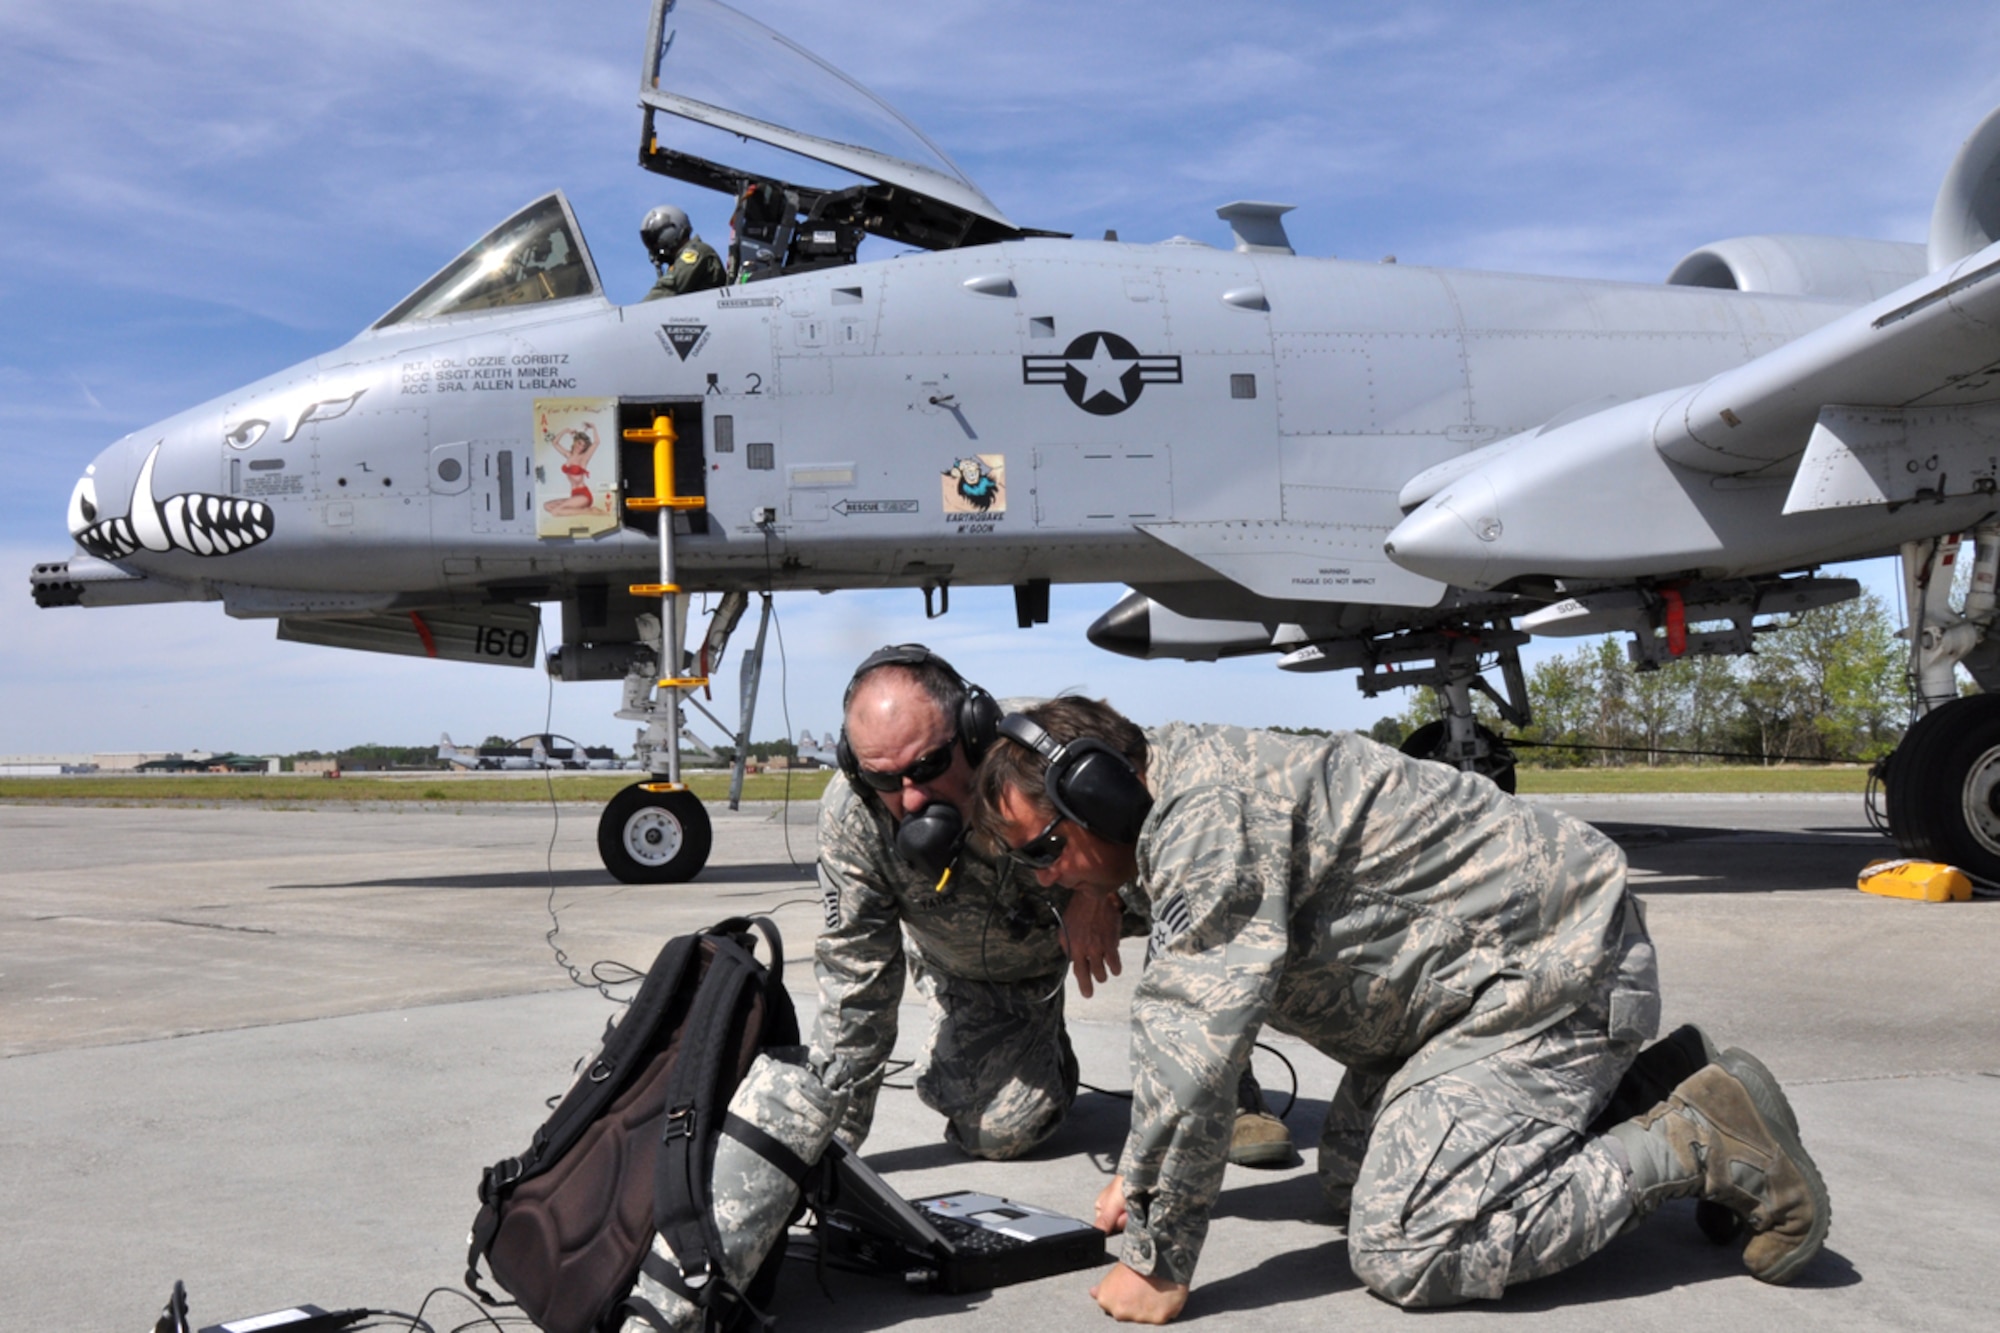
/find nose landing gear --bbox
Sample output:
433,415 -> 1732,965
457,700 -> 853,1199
598,783 -> 713,884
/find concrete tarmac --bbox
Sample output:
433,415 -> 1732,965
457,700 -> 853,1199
3,791 -> 1996,1330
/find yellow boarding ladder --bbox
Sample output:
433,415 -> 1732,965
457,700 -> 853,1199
622,413 -> 706,791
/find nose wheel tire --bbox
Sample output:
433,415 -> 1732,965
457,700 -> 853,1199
1884,693 -> 2000,883
598,783 -> 713,884
1398,720 -> 1518,795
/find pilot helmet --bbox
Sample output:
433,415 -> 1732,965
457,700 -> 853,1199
641,205 -> 692,263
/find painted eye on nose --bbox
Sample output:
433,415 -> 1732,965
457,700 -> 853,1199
225,419 -> 269,449
66,476 -> 98,534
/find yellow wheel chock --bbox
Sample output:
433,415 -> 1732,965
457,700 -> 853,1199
1856,859 -> 1974,902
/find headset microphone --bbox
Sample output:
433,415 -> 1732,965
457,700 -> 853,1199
893,801 -> 966,881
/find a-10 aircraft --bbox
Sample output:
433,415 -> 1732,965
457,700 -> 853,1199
28,0 -> 2000,883
437,733 -> 636,773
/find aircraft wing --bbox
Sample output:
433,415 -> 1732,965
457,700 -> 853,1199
1657,238 -> 2000,477
1388,238 -> 2000,589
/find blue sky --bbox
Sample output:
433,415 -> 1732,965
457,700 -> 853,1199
4,0 -> 1998,756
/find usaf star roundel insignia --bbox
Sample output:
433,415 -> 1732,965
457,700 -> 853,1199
1023,331 -> 1183,415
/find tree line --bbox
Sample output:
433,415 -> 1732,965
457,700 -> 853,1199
1372,592 -> 1913,767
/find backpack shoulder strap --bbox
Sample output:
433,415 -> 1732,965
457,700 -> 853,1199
739,915 -> 800,1048
653,927 -> 766,1289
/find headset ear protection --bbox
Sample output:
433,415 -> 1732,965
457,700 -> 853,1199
996,713 -> 1153,845
835,643 -> 1000,782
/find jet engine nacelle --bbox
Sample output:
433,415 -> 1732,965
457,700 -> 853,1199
1930,103 -> 2000,271
1666,234 -> 1927,303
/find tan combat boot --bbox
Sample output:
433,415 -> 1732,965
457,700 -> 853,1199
1593,1024 -> 1754,1246
1228,1067 -> 1295,1168
1607,1047 -> 1830,1284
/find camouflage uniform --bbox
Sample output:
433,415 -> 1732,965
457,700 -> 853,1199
621,1050 -> 848,1333
1116,724 -> 1657,1308
811,772 -> 1076,1158
643,235 -> 726,299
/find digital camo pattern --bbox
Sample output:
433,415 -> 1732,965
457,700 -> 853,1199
1344,996 -> 1640,1306
809,772 -> 1069,1148
1114,724 -> 1653,1291
710,1053 -> 847,1270
911,960 -> 1076,1158
620,1052 -> 848,1333
1316,1065 -> 1390,1213
623,1256 -> 701,1331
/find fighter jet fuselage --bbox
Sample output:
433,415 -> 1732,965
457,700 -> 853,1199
53,235 -> 1987,628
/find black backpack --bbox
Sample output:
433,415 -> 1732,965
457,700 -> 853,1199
466,916 -> 801,1333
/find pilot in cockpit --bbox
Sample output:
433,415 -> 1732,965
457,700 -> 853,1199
639,204 -> 726,300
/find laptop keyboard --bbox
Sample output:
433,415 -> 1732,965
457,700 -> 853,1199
925,1213 -> 1021,1255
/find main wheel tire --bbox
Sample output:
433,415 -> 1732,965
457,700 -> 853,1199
1884,693 -> 2000,881
597,783 -> 713,884
1399,720 -> 1519,795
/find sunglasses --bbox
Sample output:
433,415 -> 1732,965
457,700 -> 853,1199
1008,814 -> 1068,869
853,740 -> 956,792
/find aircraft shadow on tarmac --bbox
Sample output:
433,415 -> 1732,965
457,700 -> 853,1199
266,861 -> 816,890
1590,821 -> 1907,895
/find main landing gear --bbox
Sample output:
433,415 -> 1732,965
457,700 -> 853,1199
1877,527 -> 2000,881
1315,620 -> 1529,794
1290,529 -> 2000,883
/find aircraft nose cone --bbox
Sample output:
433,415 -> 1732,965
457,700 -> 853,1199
66,435 -> 146,558
1384,476 -> 1504,588
66,471 -> 101,538
1087,592 -> 1152,659
68,407 -> 278,566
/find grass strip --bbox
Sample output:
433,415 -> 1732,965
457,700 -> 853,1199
0,764 -> 1871,804
1515,766 -> 1869,794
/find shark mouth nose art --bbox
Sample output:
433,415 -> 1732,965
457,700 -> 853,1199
71,442 -> 275,561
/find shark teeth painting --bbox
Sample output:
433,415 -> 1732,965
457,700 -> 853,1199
71,443 -> 275,561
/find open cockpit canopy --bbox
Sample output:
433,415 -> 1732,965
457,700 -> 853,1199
373,193 -> 602,330
637,0 -> 1054,260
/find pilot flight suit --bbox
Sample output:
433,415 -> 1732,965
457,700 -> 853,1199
643,234 -> 727,299
1113,723 -> 1658,1308
810,771 -> 1078,1159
